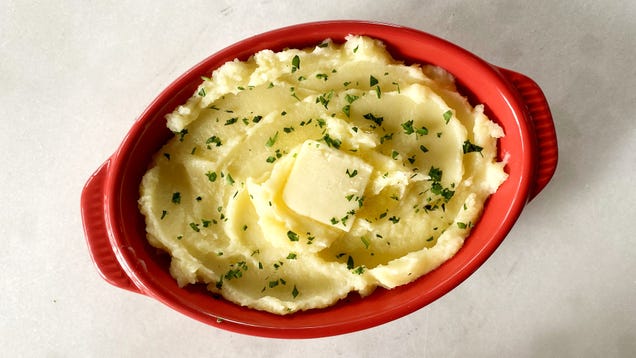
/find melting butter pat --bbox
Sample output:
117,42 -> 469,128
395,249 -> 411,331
283,140 -> 372,231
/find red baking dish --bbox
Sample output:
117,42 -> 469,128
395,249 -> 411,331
81,20 -> 557,338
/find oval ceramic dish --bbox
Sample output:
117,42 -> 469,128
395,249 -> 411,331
81,21 -> 558,338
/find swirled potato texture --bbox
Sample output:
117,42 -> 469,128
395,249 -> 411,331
139,36 -> 507,314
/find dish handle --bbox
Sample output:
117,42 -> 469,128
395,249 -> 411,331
498,67 -> 558,201
81,159 -> 142,294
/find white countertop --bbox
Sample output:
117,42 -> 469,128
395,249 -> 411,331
2,1 -> 635,356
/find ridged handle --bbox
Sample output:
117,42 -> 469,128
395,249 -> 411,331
81,160 -> 141,293
498,67 -> 559,201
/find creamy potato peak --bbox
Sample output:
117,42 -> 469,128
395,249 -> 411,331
139,36 -> 507,314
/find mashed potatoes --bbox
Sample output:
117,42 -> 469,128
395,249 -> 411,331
139,36 -> 507,314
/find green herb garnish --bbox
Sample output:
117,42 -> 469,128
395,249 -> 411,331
322,133 -> 341,149
342,105 -> 351,117
462,140 -> 484,154
226,173 -> 235,185
363,113 -> 383,126
370,75 -> 378,87
205,171 -> 217,182
177,129 -> 188,142
316,90 -> 334,109
189,222 -> 200,232
266,131 -> 279,147
287,230 -> 299,242
224,117 -> 238,125
388,216 -> 400,224
443,110 -> 453,124
346,256 -> 354,270
206,135 -> 222,148
291,55 -> 300,73
428,166 -> 443,182
360,236 -> 370,249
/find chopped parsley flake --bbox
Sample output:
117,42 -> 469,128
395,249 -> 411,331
292,285 -> 299,298
443,110 -> 453,124
369,75 -> 378,87
361,236 -> 370,249
287,230 -> 299,242
224,261 -> 248,281
266,132 -> 279,147
291,55 -> 300,73
419,145 -> 429,153
345,93 -> 359,104
342,105 -> 351,117
171,192 -> 181,204
363,113 -> 383,126
198,87 -> 206,97
388,216 -> 400,224
401,120 -> 415,134
346,255 -> 354,270
463,140 -> 484,154
457,222 -> 467,229
380,133 -> 393,144
428,166 -> 443,182
316,73 -> 328,81
316,90 -> 334,109
346,168 -> 358,178
226,173 -> 235,185
391,150 -> 399,159
352,266 -> 365,275
206,135 -> 222,148
189,222 -> 200,232
160,210 -> 167,220
205,171 -> 217,182
286,253 -> 297,260
322,133 -> 341,149
224,117 -> 238,125
177,129 -> 188,142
